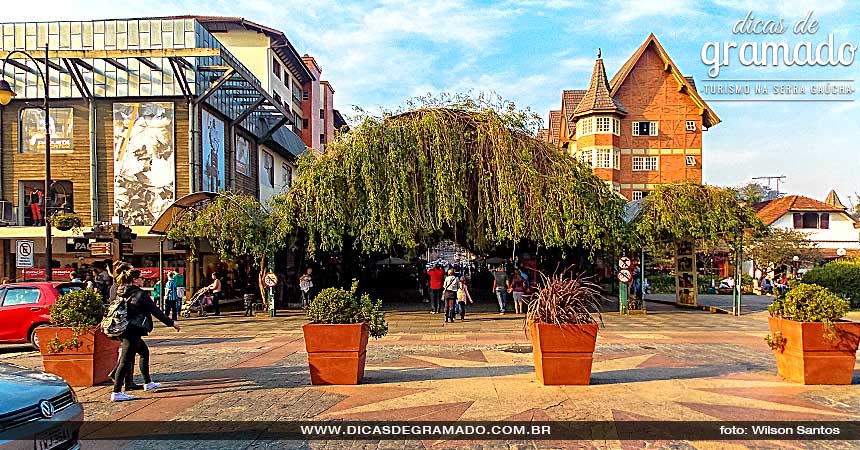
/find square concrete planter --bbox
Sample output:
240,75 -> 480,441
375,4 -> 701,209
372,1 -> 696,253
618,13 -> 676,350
768,317 -> 860,385
529,322 -> 598,385
303,323 -> 369,385
35,327 -> 120,387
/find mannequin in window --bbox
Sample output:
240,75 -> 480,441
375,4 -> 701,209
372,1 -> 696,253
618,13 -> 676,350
29,188 -> 44,226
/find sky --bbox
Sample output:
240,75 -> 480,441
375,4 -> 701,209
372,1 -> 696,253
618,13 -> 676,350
3,0 -> 858,202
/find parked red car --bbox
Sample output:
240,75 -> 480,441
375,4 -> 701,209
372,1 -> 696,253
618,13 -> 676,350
0,282 -> 84,350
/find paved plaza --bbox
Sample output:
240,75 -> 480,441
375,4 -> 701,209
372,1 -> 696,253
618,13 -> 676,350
2,300 -> 859,449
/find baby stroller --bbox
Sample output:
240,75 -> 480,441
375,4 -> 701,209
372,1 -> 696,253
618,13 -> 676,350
181,287 -> 213,318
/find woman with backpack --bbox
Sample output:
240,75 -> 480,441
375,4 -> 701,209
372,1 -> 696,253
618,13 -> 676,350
110,268 -> 181,402
442,268 -> 460,323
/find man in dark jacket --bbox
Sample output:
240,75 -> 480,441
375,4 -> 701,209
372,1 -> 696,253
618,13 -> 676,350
111,269 -> 180,402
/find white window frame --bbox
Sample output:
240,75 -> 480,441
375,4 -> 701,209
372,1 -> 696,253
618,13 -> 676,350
612,118 -> 620,136
650,121 -> 658,136
596,117 -> 610,133
595,148 -> 612,169
686,120 -> 696,131
633,121 -> 659,136
685,155 -> 696,167
613,150 -> 620,169
576,149 -> 593,167
632,156 -> 658,171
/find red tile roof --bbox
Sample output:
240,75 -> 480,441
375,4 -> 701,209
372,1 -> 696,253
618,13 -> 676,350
548,110 -> 561,146
753,195 -> 847,226
574,51 -> 627,117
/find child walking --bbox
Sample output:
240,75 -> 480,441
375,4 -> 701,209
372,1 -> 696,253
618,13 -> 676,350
456,275 -> 473,320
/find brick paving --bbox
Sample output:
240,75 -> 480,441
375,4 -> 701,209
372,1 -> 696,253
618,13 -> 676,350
2,302 -> 858,450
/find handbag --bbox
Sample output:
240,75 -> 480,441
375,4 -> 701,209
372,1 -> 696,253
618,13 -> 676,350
126,308 -> 153,334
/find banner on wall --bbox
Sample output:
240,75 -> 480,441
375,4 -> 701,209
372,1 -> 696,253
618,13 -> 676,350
113,102 -> 175,226
20,108 -> 73,153
675,240 -> 697,306
236,135 -> 251,177
202,109 -> 225,191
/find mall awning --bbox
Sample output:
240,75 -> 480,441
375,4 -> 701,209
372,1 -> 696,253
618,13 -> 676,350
148,191 -> 218,235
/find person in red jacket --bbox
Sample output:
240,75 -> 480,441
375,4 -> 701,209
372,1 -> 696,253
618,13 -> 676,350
427,264 -> 445,314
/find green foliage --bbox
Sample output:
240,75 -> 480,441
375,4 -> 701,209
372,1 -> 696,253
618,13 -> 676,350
47,289 -> 105,353
648,274 -> 676,294
764,331 -> 785,351
801,261 -> 860,308
768,283 -> 850,340
285,96 -> 627,256
166,192 -> 295,299
633,181 -> 763,250
49,212 -> 83,232
306,282 -> 388,338
745,228 -> 820,273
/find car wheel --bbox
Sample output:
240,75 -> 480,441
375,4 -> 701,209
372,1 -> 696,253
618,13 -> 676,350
30,324 -> 48,351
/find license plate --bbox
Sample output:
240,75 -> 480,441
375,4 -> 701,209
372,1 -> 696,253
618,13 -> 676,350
35,426 -> 72,450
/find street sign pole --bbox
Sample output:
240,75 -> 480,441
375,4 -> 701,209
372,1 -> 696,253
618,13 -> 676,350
619,280 -> 628,314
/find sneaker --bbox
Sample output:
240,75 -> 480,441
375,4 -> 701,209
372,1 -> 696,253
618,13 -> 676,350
499,311 -> 505,315
143,382 -> 161,391
110,392 -> 136,402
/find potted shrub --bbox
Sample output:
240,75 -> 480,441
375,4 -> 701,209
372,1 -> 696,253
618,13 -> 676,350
525,271 -> 604,385
765,283 -> 860,385
303,282 -> 387,385
35,288 -> 119,387
49,212 -> 83,232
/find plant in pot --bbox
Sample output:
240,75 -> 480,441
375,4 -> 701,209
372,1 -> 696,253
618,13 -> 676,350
303,281 -> 387,385
49,212 -> 83,232
525,271 -> 605,385
35,288 -> 120,386
765,283 -> 860,385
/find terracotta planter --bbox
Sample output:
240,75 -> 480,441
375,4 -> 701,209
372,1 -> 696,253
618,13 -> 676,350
302,323 -> 369,385
768,317 -> 860,385
529,322 -> 598,385
35,327 -> 120,387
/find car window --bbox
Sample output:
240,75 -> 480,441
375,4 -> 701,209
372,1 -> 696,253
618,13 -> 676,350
57,285 -> 83,296
2,288 -> 41,306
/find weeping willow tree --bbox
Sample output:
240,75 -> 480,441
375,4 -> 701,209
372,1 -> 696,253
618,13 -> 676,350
285,100 -> 627,257
632,181 -> 763,250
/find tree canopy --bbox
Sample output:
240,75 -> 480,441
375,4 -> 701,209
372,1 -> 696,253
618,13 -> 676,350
284,102 -> 627,255
633,181 -> 763,249
745,228 -> 820,273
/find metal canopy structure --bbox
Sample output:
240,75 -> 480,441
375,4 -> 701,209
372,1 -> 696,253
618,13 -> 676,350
0,18 -> 300,143
148,191 -> 218,235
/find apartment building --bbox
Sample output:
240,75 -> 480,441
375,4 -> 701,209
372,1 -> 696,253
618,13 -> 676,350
541,34 -> 720,200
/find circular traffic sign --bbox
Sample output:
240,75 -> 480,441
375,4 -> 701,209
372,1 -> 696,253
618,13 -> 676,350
263,272 -> 278,287
19,242 -> 32,256
836,248 -> 847,257
618,256 -> 631,269
617,269 -> 632,283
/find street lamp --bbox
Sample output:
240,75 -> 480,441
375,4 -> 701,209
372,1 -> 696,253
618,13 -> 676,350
0,45 -> 54,281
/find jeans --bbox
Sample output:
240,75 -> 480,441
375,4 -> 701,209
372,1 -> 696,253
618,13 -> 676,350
430,289 -> 442,313
495,288 -> 507,312
113,335 -> 151,393
456,302 -> 466,319
445,296 -> 457,321
301,290 -> 312,308
211,292 -> 221,315
166,300 -> 179,321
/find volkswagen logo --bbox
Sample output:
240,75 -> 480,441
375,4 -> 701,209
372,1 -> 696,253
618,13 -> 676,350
39,400 -> 55,418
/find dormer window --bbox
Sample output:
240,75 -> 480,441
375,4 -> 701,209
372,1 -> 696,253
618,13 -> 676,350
793,212 -> 830,229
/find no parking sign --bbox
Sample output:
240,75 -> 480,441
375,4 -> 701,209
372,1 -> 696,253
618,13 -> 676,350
16,240 -> 34,268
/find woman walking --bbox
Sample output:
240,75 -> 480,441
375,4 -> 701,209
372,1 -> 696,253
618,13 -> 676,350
110,268 -> 181,402
442,268 -> 460,323
207,272 -> 222,315
511,271 -> 526,314
456,275 -> 473,320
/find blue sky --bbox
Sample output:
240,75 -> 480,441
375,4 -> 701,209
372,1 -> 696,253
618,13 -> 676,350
5,0 -> 859,202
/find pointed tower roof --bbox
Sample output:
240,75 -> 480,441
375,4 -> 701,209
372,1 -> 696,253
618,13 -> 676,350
573,48 -> 627,118
825,190 -> 846,209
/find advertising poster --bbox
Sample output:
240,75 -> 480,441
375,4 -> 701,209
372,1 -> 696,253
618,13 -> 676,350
236,134 -> 251,177
20,108 -> 74,153
675,240 -> 697,306
112,102 -> 175,226
202,109 -> 225,192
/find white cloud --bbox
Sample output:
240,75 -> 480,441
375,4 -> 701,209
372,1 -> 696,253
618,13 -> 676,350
711,0 -> 848,17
